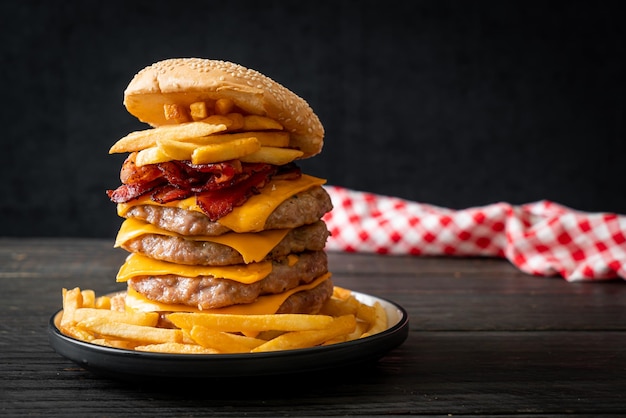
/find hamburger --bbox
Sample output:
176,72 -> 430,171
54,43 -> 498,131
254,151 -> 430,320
106,58 -> 334,317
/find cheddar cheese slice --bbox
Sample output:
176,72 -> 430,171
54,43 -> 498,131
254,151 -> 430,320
116,253 -> 273,284
125,273 -> 332,315
218,174 -> 326,232
114,218 -> 289,263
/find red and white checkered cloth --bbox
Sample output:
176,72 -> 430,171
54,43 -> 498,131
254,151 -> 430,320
322,185 -> 626,281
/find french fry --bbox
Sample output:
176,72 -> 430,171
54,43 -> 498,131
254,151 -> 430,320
109,121 -> 228,154
242,115 -> 283,131
332,286 -> 354,300
191,137 -> 261,164
189,101 -> 209,120
361,302 -> 388,338
72,308 -> 159,327
135,146 -> 173,166
224,113 -> 244,130
156,138 -> 197,161
239,147 -> 304,165
60,288 -> 98,341
80,290 -> 96,308
62,325 -> 95,342
135,342 -> 219,354
356,302 -> 377,325
189,325 -> 264,353
91,338 -> 139,350
214,98 -> 235,115
251,315 -> 357,353
167,312 -> 334,333
164,103 -> 190,123
60,287 -> 82,330
76,317 -> 183,344
319,296 -> 359,317
200,114 -> 236,127
346,321 -> 371,342
95,295 -> 111,310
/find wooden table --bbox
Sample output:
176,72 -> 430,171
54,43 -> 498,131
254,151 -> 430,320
1,237 -> 625,416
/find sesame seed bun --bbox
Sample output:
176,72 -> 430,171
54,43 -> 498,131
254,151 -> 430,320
123,58 -> 324,158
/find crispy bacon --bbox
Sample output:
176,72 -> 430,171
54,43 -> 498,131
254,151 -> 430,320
156,162 -> 189,188
184,160 -> 242,179
196,164 -> 276,221
150,185 -> 192,204
106,179 -> 164,203
119,153 -> 161,184
107,155 -> 282,221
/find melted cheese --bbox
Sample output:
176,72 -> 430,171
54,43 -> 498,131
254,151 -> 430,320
114,218 -> 289,263
116,253 -> 273,284
116,174 -> 327,233
125,273 -> 332,315
218,174 -> 326,232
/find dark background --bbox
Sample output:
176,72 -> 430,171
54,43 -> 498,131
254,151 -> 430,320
2,0 -> 624,238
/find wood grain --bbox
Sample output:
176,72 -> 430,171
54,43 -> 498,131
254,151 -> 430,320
1,238 -> 625,416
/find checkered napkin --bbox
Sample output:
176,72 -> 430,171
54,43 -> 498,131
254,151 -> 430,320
322,185 -> 626,281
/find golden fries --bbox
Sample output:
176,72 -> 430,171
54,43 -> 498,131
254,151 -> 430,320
77,317 -> 183,344
167,312 -> 335,333
109,120 -> 229,154
95,295 -> 111,310
72,308 -> 159,327
189,325 -> 265,353
163,103 -> 190,123
224,112 -> 244,130
80,290 -> 96,308
58,287 -> 388,354
134,146 -> 173,166
242,115 -> 283,131
361,301 -> 388,338
251,315 -> 356,353
107,103 -> 297,166
156,138 -> 198,161
135,342 -> 219,354
191,136 -> 261,164
215,98 -> 235,115
239,147 -> 304,165
189,101 -> 208,120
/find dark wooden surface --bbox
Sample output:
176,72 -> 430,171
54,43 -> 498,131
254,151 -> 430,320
1,238 -> 625,417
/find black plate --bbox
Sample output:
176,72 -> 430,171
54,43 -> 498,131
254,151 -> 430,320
48,291 -> 409,380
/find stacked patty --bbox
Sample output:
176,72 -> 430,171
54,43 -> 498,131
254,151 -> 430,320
107,58 -> 334,315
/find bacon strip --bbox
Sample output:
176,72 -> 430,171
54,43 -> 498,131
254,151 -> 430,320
196,164 -> 276,221
107,155 -> 282,221
150,185 -> 192,204
106,179 -> 164,203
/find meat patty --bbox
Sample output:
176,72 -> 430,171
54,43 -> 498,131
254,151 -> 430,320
122,186 -> 332,236
121,221 -> 330,266
276,276 -> 334,314
128,251 -> 328,309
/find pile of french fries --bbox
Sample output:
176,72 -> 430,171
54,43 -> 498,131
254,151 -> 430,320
109,99 -> 304,166
58,287 -> 388,354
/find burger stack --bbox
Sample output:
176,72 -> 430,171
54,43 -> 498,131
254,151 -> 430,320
106,58 -> 334,318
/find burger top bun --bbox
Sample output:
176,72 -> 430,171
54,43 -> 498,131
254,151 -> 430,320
123,58 -> 324,158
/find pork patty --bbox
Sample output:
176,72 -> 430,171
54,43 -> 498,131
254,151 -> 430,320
123,186 -> 332,236
128,251 -> 328,309
121,221 -> 330,266
276,276 -> 334,314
